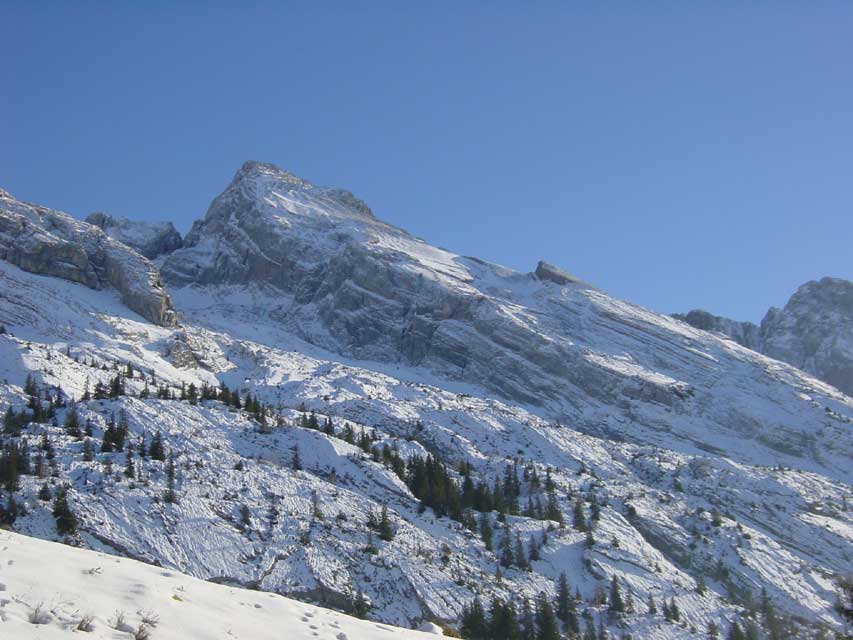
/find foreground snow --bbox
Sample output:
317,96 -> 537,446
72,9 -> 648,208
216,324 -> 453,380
0,530 -> 440,639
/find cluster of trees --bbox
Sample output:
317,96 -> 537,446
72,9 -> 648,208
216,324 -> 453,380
460,579 -> 586,640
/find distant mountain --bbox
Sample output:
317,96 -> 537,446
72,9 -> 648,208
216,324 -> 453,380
675,277 -> 853,396
86,211 -> 183,259
0,163 -> 849,638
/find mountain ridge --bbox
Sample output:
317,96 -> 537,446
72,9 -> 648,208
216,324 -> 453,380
0,161 -> 850,638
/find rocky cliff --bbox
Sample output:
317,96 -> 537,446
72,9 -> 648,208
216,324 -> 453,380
0,189 -> 176,326
86,211 -> 183,259
676,278 -> 853,396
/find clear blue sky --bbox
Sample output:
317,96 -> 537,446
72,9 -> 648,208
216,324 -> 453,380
3,3 -> 851,322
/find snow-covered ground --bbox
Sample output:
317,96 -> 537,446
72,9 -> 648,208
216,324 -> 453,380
0,530 -> 440,639
1,163 -> 851,638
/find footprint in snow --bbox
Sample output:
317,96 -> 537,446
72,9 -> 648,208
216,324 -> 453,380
336,633 -> 348,640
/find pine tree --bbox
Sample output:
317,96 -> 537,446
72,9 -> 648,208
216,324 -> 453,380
461,597 -> 488,640
556,571 -> 578,632
53,487 -> 79,536
647,595 -> 657,615
64,406 -> 82,438
82,438 -> 94,461
124,446 -> 135,478
149,431 -> 165,461
38,482 -> 52,501
608,576 -> 625,614
573,497 -> 586,531
500,529 -> 514,568
727,622 -> 745,640
535,594 -> 560,640
291,445 -> 302,471
164,454 -> 177,504
480,512 -> 494,551
514,533 -> 528,570
378,504 -> 394,541
352,589 -> 369,619
521,599 -> 536,640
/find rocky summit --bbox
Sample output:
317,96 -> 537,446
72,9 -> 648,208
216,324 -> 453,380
0,162 -> 850,639
676,277 -> 853,397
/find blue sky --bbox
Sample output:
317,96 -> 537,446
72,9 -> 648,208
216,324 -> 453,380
2,3 -> 851,322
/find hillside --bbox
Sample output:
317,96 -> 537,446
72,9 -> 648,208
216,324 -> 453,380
0,163 -> 850,638
0,529 -> 440,639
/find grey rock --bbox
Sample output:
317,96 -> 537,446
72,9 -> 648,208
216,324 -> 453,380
86,211 -> 183,258
534,260 -> 583,286
161,162 -> 852,478
759,277 -> 853,396
675,278 -> 853,396
672,309 -> 761,351
0,190 -> 176,327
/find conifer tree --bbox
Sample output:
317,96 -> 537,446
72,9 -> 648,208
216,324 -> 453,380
556,572 -> 573,625
535,593 -> 560,640
608,576 -> 625,614
291,445 -> 302,471
461,597 -> 488,640
480,512 -> 493,551
378,504 -> 394,542
520,599 -> 536,640
573,497 -> 586,531
64,406 -> 82,438
352,589 -> 369,619
82,438 -> 94,461
53,487 -> 79,536
164,453 -> 177,504
38,482 -> 52,501
149,431 -> 166,461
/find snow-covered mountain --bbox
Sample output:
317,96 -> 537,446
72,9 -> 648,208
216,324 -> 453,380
675,277 -> 853,397
0,163 -> 850,639
86,212 -> 183,259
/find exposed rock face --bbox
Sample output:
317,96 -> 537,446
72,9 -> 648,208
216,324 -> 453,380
0,190 -> 176,326
161,162 -> 853,478
675,278 -> 853,396
86,211 -> 183,258
534,260 -> 583,286
671,309 -> 761,351
759,278 -> 853,396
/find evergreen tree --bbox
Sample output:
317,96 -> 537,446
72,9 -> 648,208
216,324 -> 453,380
573,497 -> 586,531
164,454 -> 177,504
149,431 -> 166,461
461,597 -> 488,640
53,487 -> 79,536
520,599 -> 536,640
124,446 -> 135,478
38,482 -> 52,501
500,529 -> 514,568
608,576 -> 625,614
82,438 -> 94,462
535,594 -> 560,640
479,512 -> 493,551
647,595 -> 657,615
291,445 -> 302,471
378,504 -> 394,542
64,406 -> 82,438
352,589 -> 369,619
727,622 -> 745,640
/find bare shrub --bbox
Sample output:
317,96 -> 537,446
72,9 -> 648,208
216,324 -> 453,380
28,602 -> 51,625
111,609 -> 127,630
77,613 -> 95,632
140,609 -> 160,627
133,623 -> 152,640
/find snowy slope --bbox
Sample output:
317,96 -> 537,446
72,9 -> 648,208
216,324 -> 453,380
0,530 -> 440,639
0,259 -> 848,637
0,163 -> 851,638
